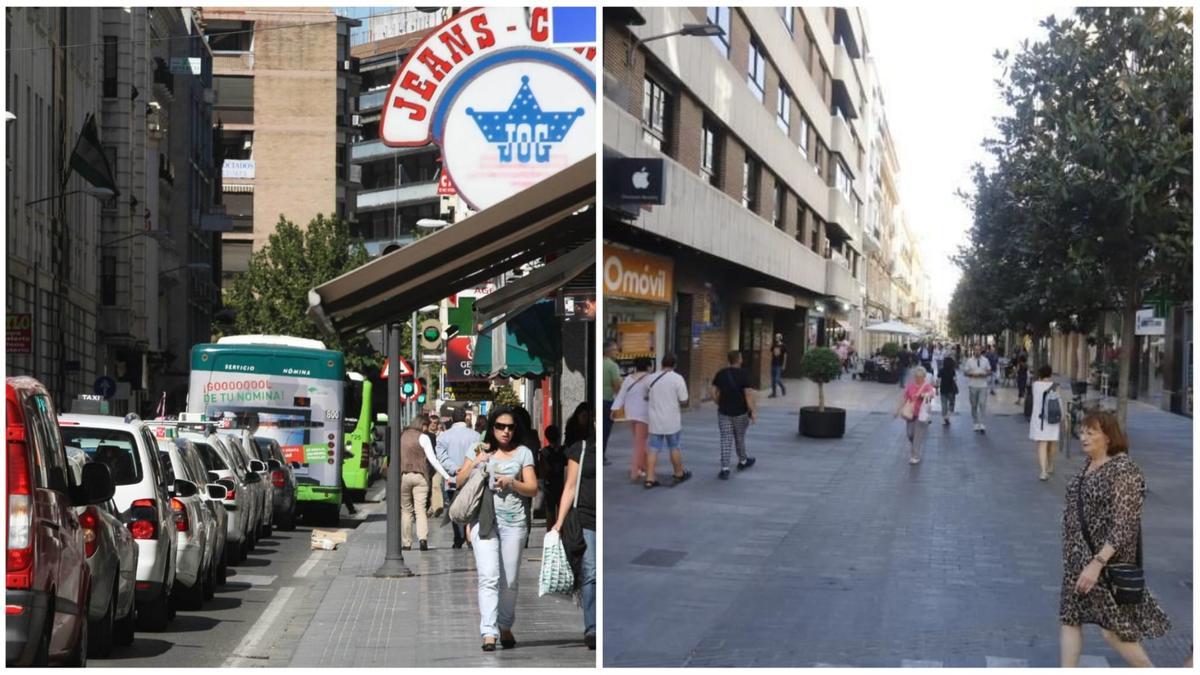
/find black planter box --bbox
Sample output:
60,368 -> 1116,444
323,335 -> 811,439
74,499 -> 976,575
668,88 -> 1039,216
799,406 -> 846,438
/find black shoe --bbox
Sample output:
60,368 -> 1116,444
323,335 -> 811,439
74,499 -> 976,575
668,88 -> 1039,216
671,470 -> 692,486
481,641 -> 496,652
500,632 -> 516,649
781,386 -> 787,395
585,633 -> 596,650
452,537 -> 464,549
718,468 -> 730,480
419,540 -> 428,551
737,457 -> 756,471
402,545 -> 412,551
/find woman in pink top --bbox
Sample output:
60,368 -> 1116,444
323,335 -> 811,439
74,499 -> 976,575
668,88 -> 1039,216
894,366 -> 936,464
611,357 -> 653,482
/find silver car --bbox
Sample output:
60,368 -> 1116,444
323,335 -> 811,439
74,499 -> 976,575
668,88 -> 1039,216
182,431 -> 257,565
218,430 -> 273,539
170,437 -> 229,587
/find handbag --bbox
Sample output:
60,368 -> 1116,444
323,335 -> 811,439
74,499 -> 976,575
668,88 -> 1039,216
538,530 -> 574,596
1075,478 -> 1145,605
899,399 -> 915,421
448,459 -> 488,525
917,394 -> 932,423
560,441 -> 588,589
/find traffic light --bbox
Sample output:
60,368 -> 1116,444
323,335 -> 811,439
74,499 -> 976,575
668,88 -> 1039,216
419,319 -> 443,350
416,377 -> 428,406
399,374 -> 418,403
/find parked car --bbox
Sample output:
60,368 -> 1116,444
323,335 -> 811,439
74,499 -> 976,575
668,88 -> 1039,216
58,414 -> 178,631
66,448 -> 138,658
166,434 -> 230,588
153,440 -> 213,610
217,429 -> 274,538
253,436 -> 297,531
182,429 -> 258,563
7,378 -> 115,666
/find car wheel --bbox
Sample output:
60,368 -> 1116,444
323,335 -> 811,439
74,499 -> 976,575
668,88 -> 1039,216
278,509 -> 296,531
113,595 -> 135,646
87,584 -> 116,658
217,557 -> 228,585
65,607 -> 88,666
203,563 -> 216,601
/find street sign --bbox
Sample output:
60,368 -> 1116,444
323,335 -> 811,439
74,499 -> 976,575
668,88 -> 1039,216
169,57 -> 202,75
380,357 -> 414,379
93,376 -> 117,399
436,171 -> 457,196
1135,308 -> 1166,336
379,6 -> 596,211
6,313 -> 32,354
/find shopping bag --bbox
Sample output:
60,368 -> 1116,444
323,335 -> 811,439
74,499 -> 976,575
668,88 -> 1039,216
930,396 -> 942,415
539,530 -> 575,597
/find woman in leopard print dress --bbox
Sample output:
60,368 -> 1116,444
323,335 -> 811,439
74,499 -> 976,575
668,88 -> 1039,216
1060,412 -> 1170,666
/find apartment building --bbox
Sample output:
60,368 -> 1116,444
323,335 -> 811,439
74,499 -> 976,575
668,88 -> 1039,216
202,7 -> 361,288
348,26 -> 446,251
604,7 -> 871,399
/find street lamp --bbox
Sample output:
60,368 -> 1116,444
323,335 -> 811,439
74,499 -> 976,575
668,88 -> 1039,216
25,185 -> 114,206
627,23 -> 725,64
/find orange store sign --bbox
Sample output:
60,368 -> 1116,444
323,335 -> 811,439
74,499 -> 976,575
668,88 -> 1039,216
603,246 -> 673,304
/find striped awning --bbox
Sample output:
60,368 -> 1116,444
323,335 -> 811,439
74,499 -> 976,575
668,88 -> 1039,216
223,183 -> 254,193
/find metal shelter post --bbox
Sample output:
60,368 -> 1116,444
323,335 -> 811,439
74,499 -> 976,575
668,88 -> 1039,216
375,321 -> 413,577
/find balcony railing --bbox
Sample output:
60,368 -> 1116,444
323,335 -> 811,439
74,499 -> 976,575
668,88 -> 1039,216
350,139 -> 439,163
358,88 -> 388,111
355,180 -> 439,212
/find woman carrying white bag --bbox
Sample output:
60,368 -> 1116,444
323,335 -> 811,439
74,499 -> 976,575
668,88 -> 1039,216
550,432 -> 597,650
894,366 -> 936,465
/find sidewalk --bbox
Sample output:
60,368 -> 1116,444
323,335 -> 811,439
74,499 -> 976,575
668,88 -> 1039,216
289,498 -> 595,667
604,376 -> 1192,667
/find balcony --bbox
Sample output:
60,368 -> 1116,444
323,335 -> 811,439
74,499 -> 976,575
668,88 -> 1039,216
826,187 -> 862,245
830,115 -> 856,160
358,88 -> 387,112
350,139 -> 439,164
355,180 -> 439,213
212,51 -> 254,73
831,41 -> 860,120
826,257 -> 859,304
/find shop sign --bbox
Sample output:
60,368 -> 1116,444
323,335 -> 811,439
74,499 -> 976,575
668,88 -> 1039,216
222,159 -> 255,179
606,157 -> 665,204
446,336 -> 489,382
169,57 -> 202,75
6,313 -> 32,354
603,245 -> 673,304
379,7 -> 597,211
445,381 -> 494,401
1135,308 -> 1166,336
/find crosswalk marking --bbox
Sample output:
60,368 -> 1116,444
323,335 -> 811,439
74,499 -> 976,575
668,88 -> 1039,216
986,656 -> 1028,667
902,659 -> 943,667
1078,655 -> 1111,667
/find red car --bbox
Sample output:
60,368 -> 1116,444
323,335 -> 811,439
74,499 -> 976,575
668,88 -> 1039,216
6,378 -> 115,666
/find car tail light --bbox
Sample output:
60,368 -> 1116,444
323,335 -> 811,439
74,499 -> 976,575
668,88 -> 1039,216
359,447 -> 369,469
128,499 -> 159,540
78,507 -> 100,558
7,416 -> 33,590
5,604 -> 24,615
270,470 -> 284,488
170,497 -> 189,534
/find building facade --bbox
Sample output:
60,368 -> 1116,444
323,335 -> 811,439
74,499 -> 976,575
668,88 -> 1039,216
202,7 -> 360,288
604,7 -> 873,401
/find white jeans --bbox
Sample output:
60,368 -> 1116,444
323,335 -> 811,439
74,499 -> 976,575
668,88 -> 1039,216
471,519 -> 527,639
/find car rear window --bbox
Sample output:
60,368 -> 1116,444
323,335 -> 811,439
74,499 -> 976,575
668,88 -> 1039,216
61,428 -> 144,486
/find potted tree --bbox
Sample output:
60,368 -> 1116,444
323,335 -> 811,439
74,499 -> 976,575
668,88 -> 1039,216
798,347 -> 847,438
877,342 -> 900,384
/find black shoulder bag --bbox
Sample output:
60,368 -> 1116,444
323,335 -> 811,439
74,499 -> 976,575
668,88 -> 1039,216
1075,478 -> 1145,605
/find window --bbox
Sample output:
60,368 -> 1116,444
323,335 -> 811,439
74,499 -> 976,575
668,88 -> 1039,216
776,86 -> 790,135
59,427 -> 144,486
214,75 -> 254,109
706,7 -> 730,56
747,40 -> 766,102
814,137 -> 828,179
220,130 -> 253,160
641,76 -> 669,152
772,180 -> 785,230
700,121 -> 720,186
103,36 -> 118,98
835,159 -> 852,200
779,7 -> 795,35
207,20 -> 255,52
742,155 -> 759,211
797,113 -> 810,159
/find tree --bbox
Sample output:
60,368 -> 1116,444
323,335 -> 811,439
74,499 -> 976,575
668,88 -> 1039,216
220,214 -> 389,374
957,8 -> 1192,425
799,347 -> 842,412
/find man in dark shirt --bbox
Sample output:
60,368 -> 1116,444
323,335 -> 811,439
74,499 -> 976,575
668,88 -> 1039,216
769,333 -> 788,398
709,350 -> 758,480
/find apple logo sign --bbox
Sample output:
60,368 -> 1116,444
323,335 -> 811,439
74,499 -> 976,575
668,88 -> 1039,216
631,167 -> 650,190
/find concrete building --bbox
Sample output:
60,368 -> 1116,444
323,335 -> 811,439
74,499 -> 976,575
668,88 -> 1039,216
348,27 -> 445,250
604,7 -> 873,400
202,7 -> 361,288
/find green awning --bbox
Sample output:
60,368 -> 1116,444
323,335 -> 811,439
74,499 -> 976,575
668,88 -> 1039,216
473,329 -> 547,379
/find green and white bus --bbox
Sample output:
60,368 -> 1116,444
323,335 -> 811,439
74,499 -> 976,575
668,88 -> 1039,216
189,335 -> 345,524
341,372 -> 381,501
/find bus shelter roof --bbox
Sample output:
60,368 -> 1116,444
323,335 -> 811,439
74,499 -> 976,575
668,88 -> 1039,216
307,156 -> 596,338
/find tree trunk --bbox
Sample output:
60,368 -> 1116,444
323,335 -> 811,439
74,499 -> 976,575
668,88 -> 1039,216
817,382 -> 825,412
1116,298 -> 1137,430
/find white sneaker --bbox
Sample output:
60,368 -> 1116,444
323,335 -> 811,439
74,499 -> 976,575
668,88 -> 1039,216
909,457 -> 920,465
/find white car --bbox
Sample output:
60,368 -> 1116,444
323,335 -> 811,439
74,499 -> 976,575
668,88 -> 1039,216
154,436 -> 222,610
58,414 -> 177,631
216,431 -> 273,541
169,436 -> 229,587
178,430 -> 256,565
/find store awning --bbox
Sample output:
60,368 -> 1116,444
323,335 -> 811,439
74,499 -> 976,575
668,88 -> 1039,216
473,328 -> 547,379
475,241 -> 595,333
307,156 -> 596,337
473,300 -> 561,379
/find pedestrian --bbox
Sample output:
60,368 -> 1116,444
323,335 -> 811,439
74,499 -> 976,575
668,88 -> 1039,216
538,425 -> 565,531
426,413 -> 445,518
986,344 -> 1000,395
964,344 -> 992,433
475,414 -> 488,437
644,353 -> 692,488
1060,411 -> 1170,667
918,341 -> 933,373
954,343 -> 963,365
564,401 -> 592,448
602,340 -> 622,466
400,416 -> 451,551
835,340 -> 849,377
933,342 -> 945,375
550,429 -> 596,650
937,355 -> 958,426
436,407 -> 482,549
457,406 -> 538,652
1015,355 -> 1030,404
709,350 -> 758,480
1029,364 -> 1062,481
611,356 -> 652,483
768,333 -> 788,398
898,344 -> 912,387
894,366 -> 935,464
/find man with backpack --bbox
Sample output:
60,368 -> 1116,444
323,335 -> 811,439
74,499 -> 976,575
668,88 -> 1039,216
1028,364 -> 1062,480
709,350 -> 758,480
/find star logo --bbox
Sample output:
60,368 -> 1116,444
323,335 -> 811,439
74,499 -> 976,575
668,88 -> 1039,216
466,76 -> 586,164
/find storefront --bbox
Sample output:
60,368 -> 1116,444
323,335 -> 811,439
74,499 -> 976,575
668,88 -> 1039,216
603,243 -> 673,373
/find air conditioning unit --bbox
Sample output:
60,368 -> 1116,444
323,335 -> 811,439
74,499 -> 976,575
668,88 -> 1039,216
351,114 -> 362,127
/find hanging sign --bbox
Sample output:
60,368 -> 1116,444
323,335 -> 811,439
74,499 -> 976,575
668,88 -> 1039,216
379,6 -> 597,211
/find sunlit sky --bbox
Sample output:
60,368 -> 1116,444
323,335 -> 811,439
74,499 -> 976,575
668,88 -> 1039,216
865,4 -> 1074,311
